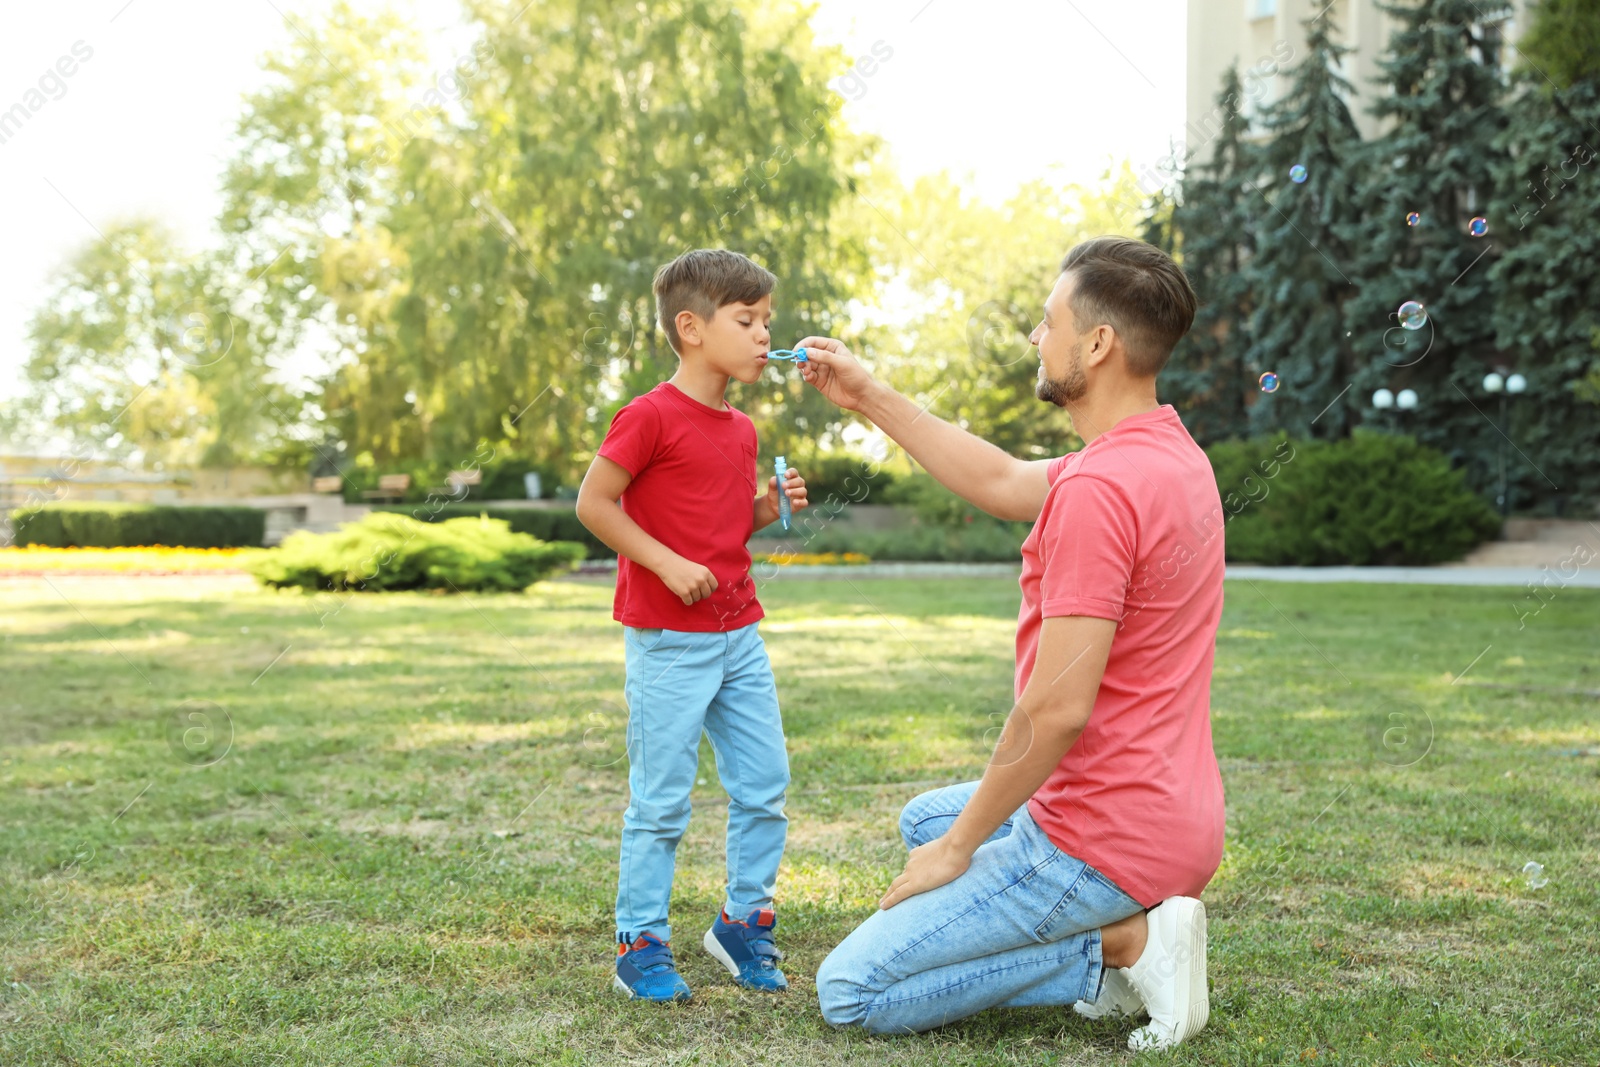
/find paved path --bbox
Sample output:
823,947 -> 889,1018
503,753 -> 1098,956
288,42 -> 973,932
1225,564 -> 1600,589
572,560 -> 1600,586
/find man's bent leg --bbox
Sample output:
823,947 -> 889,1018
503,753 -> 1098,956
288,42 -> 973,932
817,807 -> 1143,1034
897,781 -> 1020,850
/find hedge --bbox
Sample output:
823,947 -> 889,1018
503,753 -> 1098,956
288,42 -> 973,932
247,513 -> 584,592
1206,431 -> 1501,565
374,505 -> 611,559
10,503 -> 266,549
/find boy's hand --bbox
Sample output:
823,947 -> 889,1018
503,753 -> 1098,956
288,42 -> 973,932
761,468 -> 809,526
795,337 -> 879,412
657,554 -> 718,605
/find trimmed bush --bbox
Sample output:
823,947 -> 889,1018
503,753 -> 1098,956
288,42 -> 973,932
374,505 -> 612,559
881,473 -> 987,527
247,513 -> 584,592
10,503 -> 265,549
337,458 -> 566,503
1207,431 -> 1501,565
788,453 -> 898,505
775,518 -> 1029,562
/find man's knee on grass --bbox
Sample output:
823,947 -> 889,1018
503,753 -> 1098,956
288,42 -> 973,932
815,948 -> 868,1029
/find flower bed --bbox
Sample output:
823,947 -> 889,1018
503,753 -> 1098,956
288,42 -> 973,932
0,545 -> 255,575
752,551 -> 871,567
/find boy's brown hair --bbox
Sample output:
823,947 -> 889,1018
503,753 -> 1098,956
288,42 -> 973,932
652,249 -> 776,354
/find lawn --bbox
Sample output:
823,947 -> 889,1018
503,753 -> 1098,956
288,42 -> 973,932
1,572 -> 1597,1066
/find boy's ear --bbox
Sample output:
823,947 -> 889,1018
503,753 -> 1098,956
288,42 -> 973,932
675,309 -> 705,349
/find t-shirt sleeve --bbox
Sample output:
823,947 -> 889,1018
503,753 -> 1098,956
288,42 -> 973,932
1038,473 -> 1138,622
597,399 -> 661,477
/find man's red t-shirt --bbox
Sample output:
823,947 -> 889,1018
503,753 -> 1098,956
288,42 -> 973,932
1016,405 -> 1227,908
596,382 -> 764,632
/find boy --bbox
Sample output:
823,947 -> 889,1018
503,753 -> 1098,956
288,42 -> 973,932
575,248 -> 808,1002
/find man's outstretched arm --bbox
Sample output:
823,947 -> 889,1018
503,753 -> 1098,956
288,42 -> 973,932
796,336 -> 1053,522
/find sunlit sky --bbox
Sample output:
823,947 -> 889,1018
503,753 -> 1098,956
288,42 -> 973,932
0,0 -> 1186,403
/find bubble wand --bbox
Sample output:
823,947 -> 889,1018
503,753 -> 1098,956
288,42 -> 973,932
766,348 -> 807,530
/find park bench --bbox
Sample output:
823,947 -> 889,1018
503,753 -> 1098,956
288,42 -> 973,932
362,473 -> 411,502
311,476 -> 342,493
431,468 -> 482,499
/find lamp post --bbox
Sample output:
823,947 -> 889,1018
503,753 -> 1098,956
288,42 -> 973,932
1482,370 -> 1527,516
1371,386 -> 1419,432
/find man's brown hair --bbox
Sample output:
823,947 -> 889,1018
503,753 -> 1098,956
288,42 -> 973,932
1059,237 -> 1197,377
652,249 -> 777,354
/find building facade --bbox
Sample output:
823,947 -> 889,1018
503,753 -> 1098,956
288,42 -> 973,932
1185,0 -> 1530,162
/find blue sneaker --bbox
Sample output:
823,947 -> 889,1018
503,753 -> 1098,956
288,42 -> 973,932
703,908 -> 788,991
614,933 -> 692,1002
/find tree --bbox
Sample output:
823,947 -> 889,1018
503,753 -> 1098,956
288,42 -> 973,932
1240,11 -> 1365,438
1156,67 -> 1262,445
1487,0 -> 1600,508
382,0 -> 874,480
1517,0 -> 1600,90
849,165 -> 1151,466
1337,0 -> 1513,500
22,219 -> 299,469
21,0 -> 876,486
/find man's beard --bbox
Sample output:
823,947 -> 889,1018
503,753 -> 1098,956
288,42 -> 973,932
1035,341 -> 1086,407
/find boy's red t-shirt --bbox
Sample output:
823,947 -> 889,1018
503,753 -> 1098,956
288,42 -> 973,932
1015,405 -> 1227,909
596,382 -> 764,632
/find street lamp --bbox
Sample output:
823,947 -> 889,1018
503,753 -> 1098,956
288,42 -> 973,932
1482,368 -> 1527,516
1371,387 -> 1418,430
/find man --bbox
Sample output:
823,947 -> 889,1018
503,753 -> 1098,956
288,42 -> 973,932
795,236 -> 1226,1051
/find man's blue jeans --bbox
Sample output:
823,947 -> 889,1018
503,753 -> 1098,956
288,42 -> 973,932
817,781 -> 1145,1034
615,622 -> 789,943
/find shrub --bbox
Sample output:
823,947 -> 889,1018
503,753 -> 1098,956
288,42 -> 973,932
1208,431 -> 1501,565
374,505 -> 611,558
789,453 -> 898,505
246,513 -> 584,592
10,503 -> 265,548
880,473 -> 986,527
338,458 -> 566,503
782,520 -> 1028,563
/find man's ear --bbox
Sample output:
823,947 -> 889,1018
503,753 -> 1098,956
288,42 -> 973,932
675,309 -> 703,349
1085,324 -> 1118,369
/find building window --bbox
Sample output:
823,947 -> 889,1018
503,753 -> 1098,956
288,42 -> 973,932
1471,13 -> 1513,74
1246,0 -> 1277,20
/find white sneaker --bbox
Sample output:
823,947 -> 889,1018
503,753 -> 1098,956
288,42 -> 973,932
1073,965 -> 1147,1020
1124,897 -> 1209,1051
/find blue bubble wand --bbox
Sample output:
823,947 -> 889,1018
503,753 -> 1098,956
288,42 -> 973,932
766,348 -> 807,529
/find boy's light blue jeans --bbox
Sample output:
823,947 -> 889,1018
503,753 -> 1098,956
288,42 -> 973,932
816,781 -> 1145,1034
616,622 -> 789,943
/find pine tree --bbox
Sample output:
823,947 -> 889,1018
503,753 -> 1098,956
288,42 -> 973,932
1487,0 -> 1600,511
1338,0 -> 1513,499
1240,9 -> 1365,439
1157,67 -> 1259,445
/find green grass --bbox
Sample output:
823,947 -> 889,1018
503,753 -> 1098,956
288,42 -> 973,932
2,572 -> 1597,1066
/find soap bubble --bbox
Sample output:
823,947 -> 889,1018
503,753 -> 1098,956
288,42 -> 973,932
1469,217 -> 1488,237
1406,211 -> 1421,227
1289,165 -> 1307,184
1398,301 -> 1427,331
1523,861 -> 1548,889
1258,372 -> 1280,393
